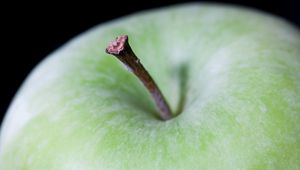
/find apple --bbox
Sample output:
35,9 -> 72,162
1,3 -> 300,169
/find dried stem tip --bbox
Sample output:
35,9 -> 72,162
105,35 -> 173,120
106,35 -> 128,55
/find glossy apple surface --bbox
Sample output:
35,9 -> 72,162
1,3 -> 300,169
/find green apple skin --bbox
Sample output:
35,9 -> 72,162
1,3 -> 300,170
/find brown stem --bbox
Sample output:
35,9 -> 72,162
105,35 -> 173,120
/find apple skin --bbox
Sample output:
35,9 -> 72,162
1,3 -> 300,170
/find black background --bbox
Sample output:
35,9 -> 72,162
1,0 -> 299,124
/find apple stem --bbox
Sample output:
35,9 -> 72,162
105,35 -> 173,120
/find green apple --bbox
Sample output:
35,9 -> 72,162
1,3 -> 300,170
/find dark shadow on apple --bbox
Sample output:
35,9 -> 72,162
175,63 -> 189,116
110,62 -> 189,120
116,80 -> 160,120
119,62 -> 189,119
121,91 -> 160,119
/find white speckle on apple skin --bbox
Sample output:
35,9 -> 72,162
259,103 -> 267,113
1,3 -> 300,170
